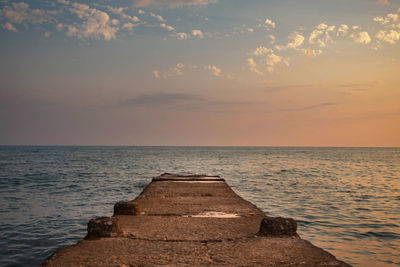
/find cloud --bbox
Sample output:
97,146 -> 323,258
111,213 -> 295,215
340,81 -> 384,89
106,6 -> 128,15
57,0 -> 70,4
172,63 -> 184,75
56,23 -> 63,31
115,92 -> 247,113
66,3 -> 118,40
377,0 -> 389,5
176,32 -> 187,39
253,46 -> 273,56
66,25 -> 78,37
106,6 -> 141,23
302,48 -> 323,57
192,29 -> 203,38
207,65 -> 222,76
337,24 -> 349,36
137,9 -> 145,14
350,31 -> 371,44
0,1 -> 30,24
117,93 -> 203,107
2,21 -> 17,31
122,22 -> 136,31
247,57 -> 262,75
153,70 -> 161,79
278,102 -> 337,112
0,2 -> 55,31
264,18 -> 275,30
286,32 -> 305,48
374,13 -> 399,24
376,30 -> 400,44
133,0 -> 217,8
150,12 -> 165,22
266,53 -> 282,69
152,63 -> 198,78
160,23 -> 175,31
309,23 -> 335,47
269,34 -> 275,44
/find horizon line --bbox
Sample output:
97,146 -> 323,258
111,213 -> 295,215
0,144 -> 399,149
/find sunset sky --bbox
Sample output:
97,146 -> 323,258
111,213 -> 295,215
0,0 -> 399,146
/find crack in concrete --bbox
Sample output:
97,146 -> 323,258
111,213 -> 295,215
125,234 -> 260,243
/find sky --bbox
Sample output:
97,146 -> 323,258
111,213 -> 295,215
0,0 -> 399,146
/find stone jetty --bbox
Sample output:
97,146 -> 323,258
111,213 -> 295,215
42,173 -> 350,266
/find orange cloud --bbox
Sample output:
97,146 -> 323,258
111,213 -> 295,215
377,0 -> 389,5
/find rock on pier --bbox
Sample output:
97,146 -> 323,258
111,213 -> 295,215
42,173 -> 350,266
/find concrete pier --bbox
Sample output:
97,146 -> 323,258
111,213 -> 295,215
42,173 -> 350,266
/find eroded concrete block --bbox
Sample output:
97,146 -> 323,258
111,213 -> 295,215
87,217 -> 122,238
259,217 -> 297,236
114,201 -> 140,215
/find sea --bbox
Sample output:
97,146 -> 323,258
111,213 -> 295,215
0,146 -> 399,266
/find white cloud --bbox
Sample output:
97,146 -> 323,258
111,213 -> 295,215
274,45 -> 285,51
192,29 -> 203,38
264,18 -> 275,29
150,12 -> 165,22
176,32 -> 187,39
266,53 -> 282,66
286,32 -> 305,48
337,24 -> 349,36
67,3 -> 118,40
265,52 -> 289,72
207,65 -> 221,76
160,23 -> 175,31
137,9 -> 145,14
2,22 -> 17,32
247,27 -> 254,32
317,23 -> 328,30
122,22 -> 135,31
309,23 -> 335,47
309,27 -> 323,45
374,13 -> 399,25
350,31 -> 371,44
253,46 -> 273,56
269,34 -> 275,44
376,29 -> 400,44
247,57 -> 262,75
134,0 -> 217,7
153,70 -> 161,79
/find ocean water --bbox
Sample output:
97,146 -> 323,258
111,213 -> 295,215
0,146 -> 399,266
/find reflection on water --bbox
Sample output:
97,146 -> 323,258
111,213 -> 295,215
0,146 -> 399,266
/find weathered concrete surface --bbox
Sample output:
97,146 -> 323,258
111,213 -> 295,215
42,173 -> 351,266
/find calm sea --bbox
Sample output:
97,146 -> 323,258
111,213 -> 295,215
0,146 -> 399,266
